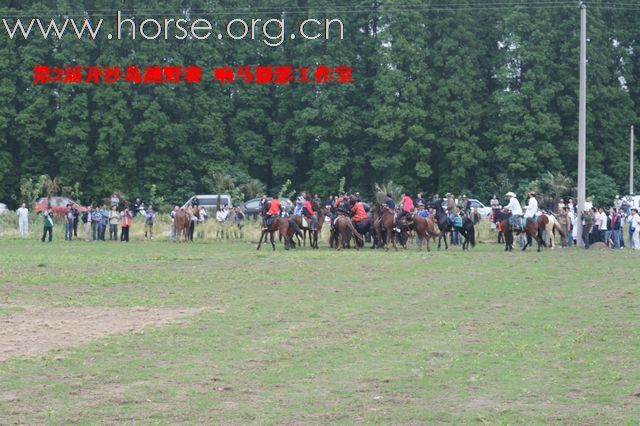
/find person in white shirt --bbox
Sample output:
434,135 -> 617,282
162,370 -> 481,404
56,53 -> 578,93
524,191 -> 538,219
568,208 -> 576,246
630,209 -> 640,250
598,207 -> 608,244
16,203 -> 29,237
505,192 -> 523,229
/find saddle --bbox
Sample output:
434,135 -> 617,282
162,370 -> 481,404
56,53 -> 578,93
509,215 -> 524,230
302,217 -> 309,228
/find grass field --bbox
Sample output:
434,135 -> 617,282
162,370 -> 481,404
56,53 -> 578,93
0,236 -> 639,424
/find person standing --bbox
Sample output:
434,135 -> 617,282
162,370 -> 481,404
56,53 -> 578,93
598,207 -> 609,246
582,209 -> 593,249
99,204 -> 109,241
64,204 -> 74,241
16,203 -> 29,238
120,207 -> 131,242
132,198 -> 141,217
91,206 -> 101,240
618,208 -> 626,248
630,209 -> 640,250
110,193 -> 120,208
628,210 -> 635,249
557,207 -> 570,248
234,206 -> 244,238
108,206 -> 120,240
81,208 -> 91,241
41,208 -> 54,242
72,204 -> 79,237
145,205 -> 155,239
568,207 -> 576,246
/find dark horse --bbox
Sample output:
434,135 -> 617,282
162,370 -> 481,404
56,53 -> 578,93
496,210 -> 546,252
331,213 -> 364,250
431,201 -> 454,250
371,204 -> 399,252
456,215 -> 476,251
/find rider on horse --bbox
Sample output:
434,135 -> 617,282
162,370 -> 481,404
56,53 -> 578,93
294,191 -> 306,216
263,194 -> 282,230
505,191 -> 524,230
350,197 -> 369,234
397,191 -> 414,230
415,201 -> 429,217
302,194 -> 317,231
331,192 -> 350,230
524,191 -> 539,222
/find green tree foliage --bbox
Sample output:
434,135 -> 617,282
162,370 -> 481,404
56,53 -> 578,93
0,0 -> 638,208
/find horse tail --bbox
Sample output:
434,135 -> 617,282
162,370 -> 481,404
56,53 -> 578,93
289,218 -> 303,239
346,218 -> 364,242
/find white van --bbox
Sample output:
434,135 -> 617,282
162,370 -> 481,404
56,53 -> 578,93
182,194 -> 233,212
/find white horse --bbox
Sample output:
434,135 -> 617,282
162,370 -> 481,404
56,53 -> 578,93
538,213 -> 567,248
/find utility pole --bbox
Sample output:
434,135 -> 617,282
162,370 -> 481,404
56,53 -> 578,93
577,1 -> 587,247
631,125 -> 635,195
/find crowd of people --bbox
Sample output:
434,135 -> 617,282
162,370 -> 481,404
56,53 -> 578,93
9,190 -> 640,250
486,193 -> 639,249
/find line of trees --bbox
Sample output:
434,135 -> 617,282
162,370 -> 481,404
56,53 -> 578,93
1,0 -> 639,209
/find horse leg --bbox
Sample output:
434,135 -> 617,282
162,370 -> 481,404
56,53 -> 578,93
257,230 -> 265,250
522,232 -> 530,251
313,230 -> 318,249
385,229 -> 390,252
270,231 -> 276,251
391,230 -> 398,252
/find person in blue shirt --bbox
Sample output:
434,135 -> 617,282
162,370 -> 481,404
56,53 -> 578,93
100,204 -> 109,240
384,193 -> 396,209
416,202 -> 429,217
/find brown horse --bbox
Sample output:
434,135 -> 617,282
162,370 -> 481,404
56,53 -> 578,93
411,216 -> 440,252
284,218 -> 304,248
497,210 -> 546,252
331,214 -> 364,250
174,208 -> 191,242
257,216 -> 292,251
378,204 -> 399,252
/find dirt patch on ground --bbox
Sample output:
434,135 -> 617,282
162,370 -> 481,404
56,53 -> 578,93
0,306 -> 206,361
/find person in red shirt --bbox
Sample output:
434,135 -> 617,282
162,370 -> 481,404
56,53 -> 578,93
263,194 -> 282,229
267,195 -> 282,216
351,200 -> 368,223
402,192 -> 414,213
303,195 -> 317,230
396,191 -> 414,231
350,198 -> 370,241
